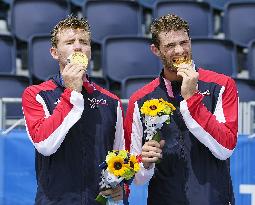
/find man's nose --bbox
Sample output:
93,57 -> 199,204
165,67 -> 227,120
174,44 -> 184,55
73,41 -> 82,51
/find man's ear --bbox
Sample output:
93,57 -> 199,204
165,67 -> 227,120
50,47 -> 58,60
150,44 -> 161,57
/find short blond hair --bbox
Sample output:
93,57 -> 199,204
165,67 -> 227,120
150,14 -> 190,48
51,15 -> 91,48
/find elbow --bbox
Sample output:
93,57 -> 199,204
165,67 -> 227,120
35,145 -> 57,156
34,141 -> 59,156
213,148 -> 234,160
212,133 -> 237,160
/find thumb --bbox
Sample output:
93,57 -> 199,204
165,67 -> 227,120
159,140 -> 165,148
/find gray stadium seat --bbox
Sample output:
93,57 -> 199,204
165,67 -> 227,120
191,38 -> 238,77
153,1 -> 213,38
0,75 -> 29,119
102,36 -> 161,83
224,1 -> 255,47
121,75 -> 156,99
11,0 -> 70,42
0,34 -> 16,75
82,0 -> 142,44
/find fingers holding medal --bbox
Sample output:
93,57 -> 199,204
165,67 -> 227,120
67,52 -> 88,72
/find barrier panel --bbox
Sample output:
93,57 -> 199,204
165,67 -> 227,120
0,130 -> 254,205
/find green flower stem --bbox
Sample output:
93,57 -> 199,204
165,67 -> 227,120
152,132 -> 161,142
152,132 -> 161,164
95,194 -> 107,205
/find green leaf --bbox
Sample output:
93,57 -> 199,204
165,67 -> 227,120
152,132 -> 161,142
152,132 -> 161,164
95,194 -> 107,205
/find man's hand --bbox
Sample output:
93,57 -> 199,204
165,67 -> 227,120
142,140 -> 165,169
177,64 -> 199,100
62,63 -> 86,93
100,186 -> 123,201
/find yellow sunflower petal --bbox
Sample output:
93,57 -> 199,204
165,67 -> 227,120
107,156 -> 131,177
133,163 -> 140,172
106,152 -> 116,163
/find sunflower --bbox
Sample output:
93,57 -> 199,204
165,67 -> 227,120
107,155 -> 128,177
140,99 -> 165,116
160,99 -> 176,111
106,151 -> 117,163
158,98 -> 176,115
129,155 -> 140,172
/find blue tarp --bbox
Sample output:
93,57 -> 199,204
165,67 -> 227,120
0,130 -> 254,205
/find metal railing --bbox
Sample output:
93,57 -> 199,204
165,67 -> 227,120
239,101 -> 255,135
0,98 -> 24,135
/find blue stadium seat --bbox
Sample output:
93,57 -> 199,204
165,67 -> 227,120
203,0 -> 255,11
0,0 -> 9,20
10,0 -> 70,42
0,75 -> 29,119
138,0 -> 195,9
153,1 -> 213,38
28,34 -> 59,83
0,34 -> 16,75
224,1 -> 255,47
247,39 -> 255,80
191,38 -> 237,77
70,0 -> 86,7
82,0 -> 142,44
2,0 -> 12,4
234,78 -> 255,102
138,0 -> 157,9
204,0 -> 231,10
102,36 -> 161,83
121,75 -> 156,99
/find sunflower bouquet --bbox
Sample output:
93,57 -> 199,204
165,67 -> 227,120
140,98 -> 176,142
96,150 -> 141,205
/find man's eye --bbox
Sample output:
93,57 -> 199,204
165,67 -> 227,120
180,41 -> 188,45
80,40 -> 88,45
167,44 -> 175,48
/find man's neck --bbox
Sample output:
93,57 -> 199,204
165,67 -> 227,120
163,67 -> 182,82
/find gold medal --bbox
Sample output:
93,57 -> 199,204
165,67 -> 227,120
172,57 -> 192,70
67,52 -> 88,68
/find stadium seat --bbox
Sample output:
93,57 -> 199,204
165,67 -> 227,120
2,0 -> 12,4
224,1 -> 255,47
82,0 -> 142,44
0,0 -> 9,20
0,34 -> 16,75
153,1 -> 213,38
121,75 -> 156,99
191,38 -> 237,77
234,78 -> 255,102
203,0 -> 255,11
28,34 -> 59,83
137,0 -> 157,8
247,39 -> 255,80
102,36 -> 161,83
204,0 -> 231,10
138,0 -> 195,9
10,0 -> 70,42
70,0 -> 86,7
0,75 -> 29,119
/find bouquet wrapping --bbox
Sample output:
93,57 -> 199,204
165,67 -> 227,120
96,150 -> 141,205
